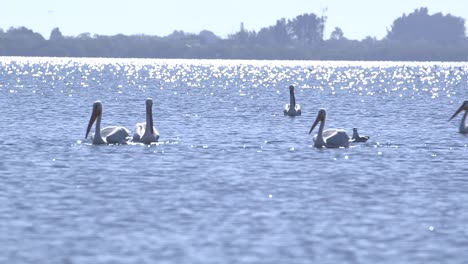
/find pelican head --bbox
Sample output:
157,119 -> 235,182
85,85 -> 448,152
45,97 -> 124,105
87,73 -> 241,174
309,109 -> 326,134
86,101 -> 103,138
449,100 -> 468,121
146,97 -> 153,107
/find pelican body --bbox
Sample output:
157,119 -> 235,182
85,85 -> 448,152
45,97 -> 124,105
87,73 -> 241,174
85,101 -> 130,144
351,128 -> 369,142
284,85 -> 301,116
309,109 -> 349,148
132,98 -> 160,143
449,100 -> 468,134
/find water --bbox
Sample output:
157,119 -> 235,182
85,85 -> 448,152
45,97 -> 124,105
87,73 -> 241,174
0,57 -> 467,264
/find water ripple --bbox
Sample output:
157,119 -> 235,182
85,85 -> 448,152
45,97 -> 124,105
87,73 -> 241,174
0,57 -> 467,263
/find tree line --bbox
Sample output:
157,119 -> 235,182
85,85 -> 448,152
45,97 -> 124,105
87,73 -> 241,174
0,7 -> 467,61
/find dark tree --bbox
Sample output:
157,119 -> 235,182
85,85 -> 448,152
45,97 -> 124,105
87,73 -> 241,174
0,27 -> 45,56
386,7 -> 466,44
49,27 -> 64,41
330,27 -> 344,40
289,13 -> 325,46
165,30 -> 186,40
6,26 -> 45,42
272,18 -> 291,45
198,30 -> 221,45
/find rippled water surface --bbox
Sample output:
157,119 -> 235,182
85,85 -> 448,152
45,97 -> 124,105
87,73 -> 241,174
0,57 -> 467,264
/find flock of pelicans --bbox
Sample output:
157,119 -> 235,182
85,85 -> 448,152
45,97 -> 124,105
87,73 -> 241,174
85,85 -> 468,148
283,85 -> 369,148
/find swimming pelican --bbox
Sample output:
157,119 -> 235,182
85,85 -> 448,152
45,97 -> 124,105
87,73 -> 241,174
351,128 -> 370,142
85,101 -> 130,145
132,98 -> 160,143
449,100 -> 468,133
284,85 -> 301,116
309,109 -> 349,148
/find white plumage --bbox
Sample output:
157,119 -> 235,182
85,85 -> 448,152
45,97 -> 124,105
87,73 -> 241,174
309,109 -> 349,148
284,85 -> 301,116
132,98 -> 160,143
85,101 -> 130,145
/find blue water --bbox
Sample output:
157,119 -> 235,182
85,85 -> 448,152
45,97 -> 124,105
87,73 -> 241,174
0,57 -> 467,264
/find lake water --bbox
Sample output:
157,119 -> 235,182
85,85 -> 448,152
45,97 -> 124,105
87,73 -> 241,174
0,57 -> 467,264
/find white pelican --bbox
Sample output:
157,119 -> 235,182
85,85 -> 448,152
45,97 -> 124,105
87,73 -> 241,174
351,128 -> 370,142
284,85 -> 301,116
132,98 -> 160,143
308,109 -> 350,148
449,100 -> 468,134
85,101 -> 130,145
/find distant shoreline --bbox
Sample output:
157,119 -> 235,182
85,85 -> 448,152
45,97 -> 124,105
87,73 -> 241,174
1,8 -> 467,62
1,56 -> 467,64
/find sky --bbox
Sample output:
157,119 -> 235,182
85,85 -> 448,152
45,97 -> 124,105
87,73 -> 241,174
0,0 -> 466,40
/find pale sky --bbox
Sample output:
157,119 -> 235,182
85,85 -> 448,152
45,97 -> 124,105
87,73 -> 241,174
0,0 -> 466,40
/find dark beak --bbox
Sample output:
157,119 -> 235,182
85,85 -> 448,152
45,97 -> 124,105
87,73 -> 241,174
85,109 -> 98,138
147,103 -> 154,135
449,105 -> 464,121
309,113 -> 321,134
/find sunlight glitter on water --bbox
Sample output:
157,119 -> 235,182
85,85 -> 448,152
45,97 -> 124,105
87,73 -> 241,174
0,57 -> 467,264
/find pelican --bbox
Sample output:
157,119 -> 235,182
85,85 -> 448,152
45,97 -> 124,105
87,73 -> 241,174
132,98 -> 160,143
351,128 -> 369,142
309,109 -> 349,148
284,85 -> 301,116
449,100 -> 468,133
85,101 -> 130,145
